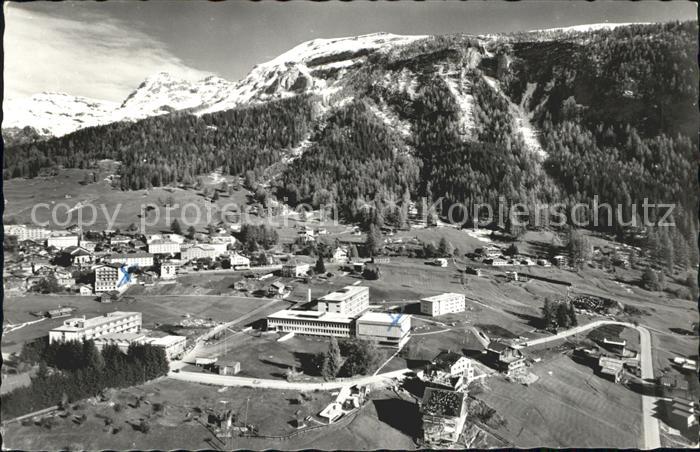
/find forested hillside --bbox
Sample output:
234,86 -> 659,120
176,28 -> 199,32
502,21 -> 698,242
3,22 -> 697,248
4,95 -> 317,189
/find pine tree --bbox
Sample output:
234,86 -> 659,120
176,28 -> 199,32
567,303 -> 578,326
542,298 -> 554,329
171,219 -> 182,235
321,337 -> 342,380
315,255 -> 326,274
187,225 -> 196,240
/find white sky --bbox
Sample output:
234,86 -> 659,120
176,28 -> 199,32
3,4 -> 209,101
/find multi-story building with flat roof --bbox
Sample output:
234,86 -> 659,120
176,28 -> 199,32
4,224 -> 52,242
107,252 -> 154,268
267,310 -> 354,338
420,293 -> 466,317
355,311 -> 411,349
49,311 -> 142,344
148,240 -> 181,255
317,286 -> 369,317
181,244 -> 218,261
94,263 -> 125,293
47,234 -> 79,250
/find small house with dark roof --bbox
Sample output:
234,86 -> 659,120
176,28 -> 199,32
420,387 -> 468,445
485,342 -> 527,376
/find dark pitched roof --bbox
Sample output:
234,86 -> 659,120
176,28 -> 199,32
421,387 -> 464,418
433,351 -> 464,370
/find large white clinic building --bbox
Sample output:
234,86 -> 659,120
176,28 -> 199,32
317,285 -> 370,317
420,293 -> 466,317
266,310 -> 354,338
356,312 -> 411,349
49,311 -> 142,344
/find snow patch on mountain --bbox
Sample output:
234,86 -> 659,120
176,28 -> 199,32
531,22 -> 650,33
482,75 -> 546,160
3,93 -> 119,138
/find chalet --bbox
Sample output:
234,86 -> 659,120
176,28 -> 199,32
598,356 -> 624,383
332,246 -> 350,264
281,259 -> 310,277
422,351 -> 476,391
484,258 -> 508,267
432,351 -> 475,378
420,388 -> 468,445
78,284 -> 93,296
268,281 -> 287,297
59,246 -> 94,266
485,342 -> 527,376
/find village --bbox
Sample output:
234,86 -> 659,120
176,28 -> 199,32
2,209 -> 699,449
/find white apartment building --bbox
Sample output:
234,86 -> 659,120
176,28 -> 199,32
160,261 -> 178,279
94,264 -> 124,293
356,312 -> 411,349
4,224 -> 52,242
181,244 -> 218,261
148,240 -> 181,255
229,252 -> 251,269
49,311 -> 142,344
420,293 -> 466,317
47,234 -> 79,250
107,252 -> 154,268
317,286 -> 370,317
267,310 -> 354,338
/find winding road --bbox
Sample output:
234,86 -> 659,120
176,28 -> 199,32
522,319 -> 660,450
167,367 -> 411,391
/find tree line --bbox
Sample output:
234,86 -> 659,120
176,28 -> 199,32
2,338 -> 169,419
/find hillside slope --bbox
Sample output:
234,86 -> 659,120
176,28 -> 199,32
4,22 -> 698,240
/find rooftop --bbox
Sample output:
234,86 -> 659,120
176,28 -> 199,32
421,387 -> 465,418
357,311 -> 409,325
319,285 -> 368,302
267,309 -> 353,324
53,311 -> 141,332
433,351 -> 465,368
421,292 -> 463,303
109,252 -> 154,259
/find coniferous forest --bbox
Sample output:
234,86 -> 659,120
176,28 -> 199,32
3,22 -> 697,246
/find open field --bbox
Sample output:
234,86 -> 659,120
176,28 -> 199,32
3,167 -> 252,233
1,378 -> 419,450
2,293 -> 289,354
476,354 -> 643,448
